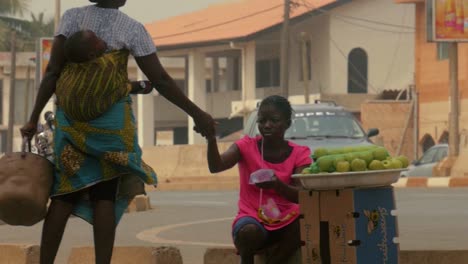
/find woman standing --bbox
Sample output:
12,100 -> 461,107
206,95 -> 312,264
20,0 -> 215,263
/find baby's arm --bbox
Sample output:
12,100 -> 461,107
129,80 -> 153,94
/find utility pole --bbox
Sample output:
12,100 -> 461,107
54,0 -> 61,31
448,42 -> 459,157
7,30 -> 17,153
280,0 -> 290,98
300,32 -> 310,103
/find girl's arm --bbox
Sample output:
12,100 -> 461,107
207,137 -> 241,173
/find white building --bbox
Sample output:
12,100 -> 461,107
142,0 -> 415,145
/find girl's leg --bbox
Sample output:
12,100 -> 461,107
89,178 -> 119,264
266,218 -> 301,264
233,217 -> 268,264
40,194 -> 79,264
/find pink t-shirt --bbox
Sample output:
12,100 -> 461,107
233,136 -> 312,231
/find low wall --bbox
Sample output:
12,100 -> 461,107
142,143 -> 238,181
68,246 -> 183,264
0,244 -> 39,264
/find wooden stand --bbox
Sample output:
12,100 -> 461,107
299,186 -> 399,264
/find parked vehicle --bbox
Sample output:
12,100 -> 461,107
400,144 -> 448,177
243,100 -> 380,152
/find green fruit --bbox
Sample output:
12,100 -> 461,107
302,168 -> 312,174
368,160 -> 385,170
314,148 -> 329,159
336,161 -> 350,172
396,155 -> 409,168
350,159 -> 367,171
333,157 -> 345,168
328,149 -> 342,155
310,165 -> 320,174
391,158 -> 403,169
382,160 -> 393,170
344,153 -> 355,162
317,157 -> 334,172
358,151 -> 374,166
372,148 -> 389,161
342,147 -> 354,153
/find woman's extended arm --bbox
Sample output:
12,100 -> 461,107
135,53 -> 215,138
21,36 -> 67,139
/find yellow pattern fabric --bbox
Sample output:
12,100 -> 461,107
55,50 -> 132,122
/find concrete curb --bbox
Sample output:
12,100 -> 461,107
68,246 -> 183,264
126,195 -> 153,213
0,244 -> 39,264
393,177 -> 468,188
204,247 -> 468,264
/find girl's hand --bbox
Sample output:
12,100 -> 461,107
255,175 -> 281,190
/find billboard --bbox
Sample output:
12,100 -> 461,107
430,0 -> 468,41
39,38 -> 53,81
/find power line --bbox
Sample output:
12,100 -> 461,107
297,0 -> 415,34
382,6 -> 408,90
152,4 -> 283,40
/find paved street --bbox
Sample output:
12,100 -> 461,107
0,188 -> 467,264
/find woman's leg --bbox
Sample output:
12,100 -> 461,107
265,218 -> 301,264
40,193 -> 79,264
89,178 -> 119,264
233,217 -> 268,264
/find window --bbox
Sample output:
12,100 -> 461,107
256,58 -> 280,88
14,79 -> 35,125
0,130 -> 5,153
232,57 -> 241,91
437,42 -> 449,61
347,48 -> 368,94
205,79 -> 212,93
299,40 -> 312,81
174,79 -> 186,95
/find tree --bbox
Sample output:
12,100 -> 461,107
0,0 -> 29,16
0,11 -> 54,51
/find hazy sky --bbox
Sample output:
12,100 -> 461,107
23,0 -> 229,24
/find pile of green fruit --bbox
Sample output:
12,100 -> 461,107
302,145 -> 409,174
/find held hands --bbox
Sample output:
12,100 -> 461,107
193,111 -> 216,139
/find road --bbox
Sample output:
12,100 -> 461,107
0,188 -> 467,264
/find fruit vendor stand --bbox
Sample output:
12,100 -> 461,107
292,146 -> 407,264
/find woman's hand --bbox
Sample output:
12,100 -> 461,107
20,122 -> 38,141
255,175 -> 281,190
193,111 -> 216,138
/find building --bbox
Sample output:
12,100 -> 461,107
142,0 -> 415,145
396,0 -> 468,177
1,0 -> 416,152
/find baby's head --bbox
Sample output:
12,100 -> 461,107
64,30 -> 107,63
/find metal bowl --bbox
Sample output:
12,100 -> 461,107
292,169 -> 406,190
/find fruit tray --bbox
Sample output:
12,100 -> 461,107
292,169 -> 406,190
